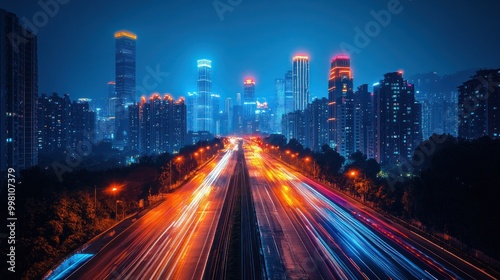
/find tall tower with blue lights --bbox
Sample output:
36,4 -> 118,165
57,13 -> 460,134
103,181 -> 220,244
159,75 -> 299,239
292,55 -> 310,111
197,59 -> 213,133
114,30 -> 136,147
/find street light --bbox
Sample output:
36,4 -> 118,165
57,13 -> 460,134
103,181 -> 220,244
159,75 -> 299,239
347,169 -> 367,202
348,170 -> 366,179
199,148 -> 205,162
169,156 -> 183,192
305,157 -> 316,178
206,146 -> 211,158
111,187 -> 119,221
93,184 -> 112,214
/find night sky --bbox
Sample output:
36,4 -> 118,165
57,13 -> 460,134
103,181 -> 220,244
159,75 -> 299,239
2,0 -> 500,102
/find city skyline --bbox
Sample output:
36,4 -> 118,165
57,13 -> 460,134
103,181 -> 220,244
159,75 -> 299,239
2,0 -> 500,102
3,2 -> 500,279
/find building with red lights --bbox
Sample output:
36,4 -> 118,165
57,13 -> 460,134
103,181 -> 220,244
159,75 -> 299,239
328,55 -> 354,157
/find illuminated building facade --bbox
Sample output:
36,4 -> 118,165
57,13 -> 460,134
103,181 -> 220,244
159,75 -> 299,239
328,55 -> 354,157
373,72 -> 422,165
274,79 -> 285,133
114,30 -> 136,146
280,98 -> 329,151
221,98 -> 233,136
284,70 -> 294,114
307,98 -> 329,151
354,84 -> 375,159
458,69 -> 500,140
197,59 -> 213,133
243,78 -> 257,134
129,94 -> 186,155
0,9 -> 38,171
107,81 -> 116,117
37,93 -> 71,153
69,99 -> 96,151
256,100 -> 272,133
211,93 -> 221,136
282,110 -> 307,146
37,93 -> 96,154
186,92 -> 198,132
292,56 -> 310,111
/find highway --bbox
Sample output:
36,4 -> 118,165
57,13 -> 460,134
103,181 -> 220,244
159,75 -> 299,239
245,143 -> 498,280
67,147 -> 237,280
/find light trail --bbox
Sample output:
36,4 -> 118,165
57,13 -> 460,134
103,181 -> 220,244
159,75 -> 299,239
66,147 -> 237,280
246,143 -> 497,280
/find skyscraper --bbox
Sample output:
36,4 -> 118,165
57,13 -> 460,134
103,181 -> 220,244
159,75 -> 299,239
172,97 -> 187,153
256,99 -> 272,133
69,99 -> 96,151
107,81 -> 116,117
129,94 -> 186,155
115,31 -> 136,104
37,93 -> 71,153
243,78 -> 257,134
108,81 -> 116,99
280,98 -> 328,151
458,69 -> 500,140
354,84 -> 375,158
233,92 -> 243,135
292,56 -> 310,111
274,79 -> 285,133
38,93 -> 97,154
128,99 -> 142,152
282,110 -> 307,146
307,98 -> 329,151
284,70 -> 294,114
197,59 -> 213,133
211,93 -> 221,136
236,92 -> 241,106
221,98 -> 233,135
114,30 -> 136,146
373,72 -> 422,165
0,9 -> 38,171
186,92 -> 198,132
328,55 -> 354,157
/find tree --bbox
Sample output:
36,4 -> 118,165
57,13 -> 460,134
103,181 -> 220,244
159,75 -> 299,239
285,138 -> 304,154
315,145 -> 345,180
353,177 -> 370,202
159,165 -> 173,193
264,134 -> 287,148
344,151 -> 380,180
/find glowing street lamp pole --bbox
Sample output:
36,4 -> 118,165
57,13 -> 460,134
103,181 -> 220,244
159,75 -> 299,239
112,187 -> 118,221
305,157 -> 316,177
348,170 -> 367,202
169,157 -> 182,192
197,148 -> 205,163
